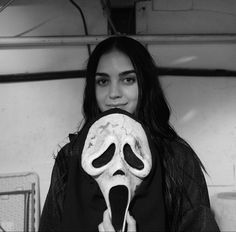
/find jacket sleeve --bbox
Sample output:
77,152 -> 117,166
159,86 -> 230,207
177,143 -> 220,232
38,143 -> 71,232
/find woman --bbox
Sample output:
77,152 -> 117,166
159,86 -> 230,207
39,36 -> 219,232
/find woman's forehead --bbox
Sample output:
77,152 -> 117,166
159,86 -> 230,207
96,50 -> 134,73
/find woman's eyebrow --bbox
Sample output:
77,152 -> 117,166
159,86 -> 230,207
120,70 -> 136,76
95,72 -> 109,77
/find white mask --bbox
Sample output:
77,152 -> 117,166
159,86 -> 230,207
81,112 -> 152,231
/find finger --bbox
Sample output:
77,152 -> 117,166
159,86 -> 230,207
126,211 -> 136,232
103,210 -> 115,232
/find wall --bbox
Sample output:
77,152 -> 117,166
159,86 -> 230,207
137,0 -> 236,34
0,78 -> 85,207
162,76 -> 236,190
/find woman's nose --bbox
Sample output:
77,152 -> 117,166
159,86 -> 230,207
109,82 -> 121,99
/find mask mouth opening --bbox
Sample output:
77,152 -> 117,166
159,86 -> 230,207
109,185 -> 129,232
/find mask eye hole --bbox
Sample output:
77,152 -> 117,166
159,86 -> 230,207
123,144 -> 144,170
92,143 -> 115,168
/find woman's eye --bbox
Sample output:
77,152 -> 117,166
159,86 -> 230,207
96,78 -> 109,86
123,76 -> 136,85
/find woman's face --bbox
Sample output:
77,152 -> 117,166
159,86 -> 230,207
95,50 -> 139,114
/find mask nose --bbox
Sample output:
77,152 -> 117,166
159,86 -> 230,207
113,170 -> 125,176
109,150 -> 126,176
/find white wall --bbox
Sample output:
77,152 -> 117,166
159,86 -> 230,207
162,76 -> 236,189
137,0 -> 236,34
0,78 -> 85,207
0,0 -> 106,36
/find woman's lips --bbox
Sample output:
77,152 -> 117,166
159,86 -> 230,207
106,103 -> 127,108
107,105 -> 127,110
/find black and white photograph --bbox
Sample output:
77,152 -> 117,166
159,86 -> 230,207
0,0 -> 236,231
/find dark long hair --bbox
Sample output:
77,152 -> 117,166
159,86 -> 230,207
82,36 -> 204,231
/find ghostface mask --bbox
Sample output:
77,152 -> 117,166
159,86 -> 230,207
81,110 -> 152,231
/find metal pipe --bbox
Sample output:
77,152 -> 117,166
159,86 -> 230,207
1,67 -> 236,83
1,34 -> 236,48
